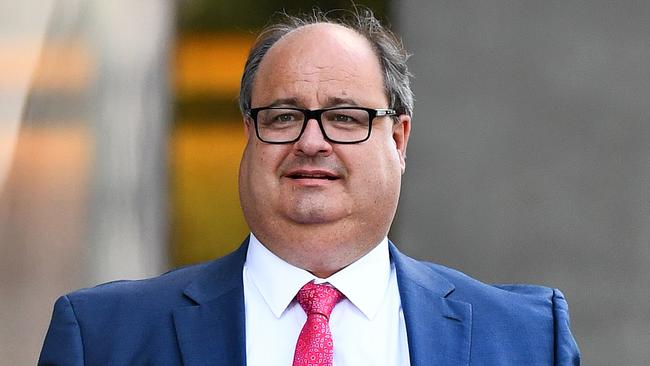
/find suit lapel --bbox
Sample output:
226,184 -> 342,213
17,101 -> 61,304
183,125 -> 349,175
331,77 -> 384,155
171,238 -> 471,365
390,243 -> 472,366
173,240 -> 249,366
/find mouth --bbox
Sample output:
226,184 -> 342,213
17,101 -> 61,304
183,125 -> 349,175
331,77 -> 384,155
285,170 -> 340,181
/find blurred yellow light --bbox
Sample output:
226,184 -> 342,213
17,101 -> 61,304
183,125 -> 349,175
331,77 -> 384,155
174,34 -> 254,97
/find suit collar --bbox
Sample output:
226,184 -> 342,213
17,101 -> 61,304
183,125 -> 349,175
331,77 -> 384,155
181,240 -> 248,304
390,241 -> 472,366
173,238 -> 249,366
172,238 -> 471,366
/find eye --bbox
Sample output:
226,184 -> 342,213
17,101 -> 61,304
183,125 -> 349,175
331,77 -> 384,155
333,114 -> 356,122
323,109 -> 368,128
261,109 -> 302,126
274,113 -> 296,122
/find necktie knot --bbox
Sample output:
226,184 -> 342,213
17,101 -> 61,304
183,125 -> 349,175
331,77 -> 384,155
293,281 -> 344,366
296,281 -> 343,319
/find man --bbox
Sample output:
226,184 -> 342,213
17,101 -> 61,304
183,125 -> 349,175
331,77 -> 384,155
40,9 -> 580,366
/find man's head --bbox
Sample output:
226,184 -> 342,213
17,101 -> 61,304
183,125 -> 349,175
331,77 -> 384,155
238,9 -> 413,277
239,10 -> 414,117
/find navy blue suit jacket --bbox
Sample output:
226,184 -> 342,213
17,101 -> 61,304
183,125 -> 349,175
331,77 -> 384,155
40,239 -> 580,365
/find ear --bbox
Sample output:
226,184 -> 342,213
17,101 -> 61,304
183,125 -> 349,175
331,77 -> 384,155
243,117 -> 252,137
392,114 -> 411,174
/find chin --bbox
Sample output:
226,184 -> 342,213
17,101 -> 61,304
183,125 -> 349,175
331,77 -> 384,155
285,203 -> 346,225
281,192 -> 345,222
286,210 -> 339,225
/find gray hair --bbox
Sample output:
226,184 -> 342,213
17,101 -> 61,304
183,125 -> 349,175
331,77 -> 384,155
238,7 -> 414,117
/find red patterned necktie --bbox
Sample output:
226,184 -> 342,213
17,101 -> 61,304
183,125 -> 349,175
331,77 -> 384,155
292,281 -> 345,366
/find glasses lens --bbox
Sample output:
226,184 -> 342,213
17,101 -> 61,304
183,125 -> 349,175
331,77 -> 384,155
254,107 -> 373,143
256,108 -> 304,142
322,108 -> 370,142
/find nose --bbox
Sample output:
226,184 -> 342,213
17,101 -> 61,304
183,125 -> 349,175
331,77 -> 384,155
293,118 -> 333,156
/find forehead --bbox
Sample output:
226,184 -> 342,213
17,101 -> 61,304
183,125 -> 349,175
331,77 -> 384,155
251,23 -> 387,108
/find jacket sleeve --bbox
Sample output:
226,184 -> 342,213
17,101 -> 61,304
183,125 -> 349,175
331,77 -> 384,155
38,295 -> 84,366
552,288 -> 581,365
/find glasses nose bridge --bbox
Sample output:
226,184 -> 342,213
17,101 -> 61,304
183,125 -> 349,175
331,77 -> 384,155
302,109 -> 323,124
298,109 -> 327,140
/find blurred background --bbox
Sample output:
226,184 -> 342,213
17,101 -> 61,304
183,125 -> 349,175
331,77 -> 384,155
0,0 -> 648,364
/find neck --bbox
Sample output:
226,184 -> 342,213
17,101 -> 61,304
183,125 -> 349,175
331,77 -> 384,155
251,221 -> 387,277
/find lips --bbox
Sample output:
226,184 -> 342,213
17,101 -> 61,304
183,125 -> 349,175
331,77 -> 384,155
285,169 -> 340,181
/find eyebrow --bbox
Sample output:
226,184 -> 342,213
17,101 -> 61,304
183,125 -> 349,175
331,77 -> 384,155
325,97 -> 359,107
265,98 -> 300,108
264,96 -> 360,109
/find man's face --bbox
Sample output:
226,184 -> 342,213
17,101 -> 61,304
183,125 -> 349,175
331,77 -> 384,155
238,23 -> 410,270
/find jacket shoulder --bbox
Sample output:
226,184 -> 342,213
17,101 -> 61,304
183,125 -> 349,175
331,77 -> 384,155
417,260 -> 580,364
66,242 -> 246,306
67,260 -> 210,306
422,260 -> 555,301
40,244 -> 248,366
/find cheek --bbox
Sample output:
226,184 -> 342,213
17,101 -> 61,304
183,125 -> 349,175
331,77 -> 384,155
366,145 -> 403,191
346,147 -> 393,187
370,135 -> 403,167
246,142 -> 289,179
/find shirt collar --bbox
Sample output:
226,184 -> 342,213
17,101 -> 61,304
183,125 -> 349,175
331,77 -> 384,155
245,233 -> 392,320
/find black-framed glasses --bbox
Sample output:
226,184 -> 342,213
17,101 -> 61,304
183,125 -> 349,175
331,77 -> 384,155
247,107 -> 397,144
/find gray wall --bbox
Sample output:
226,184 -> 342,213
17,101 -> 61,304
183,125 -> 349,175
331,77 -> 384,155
392,1 -> 650,365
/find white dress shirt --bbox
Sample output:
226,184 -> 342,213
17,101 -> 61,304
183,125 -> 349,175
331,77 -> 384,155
243,233 -> 410,365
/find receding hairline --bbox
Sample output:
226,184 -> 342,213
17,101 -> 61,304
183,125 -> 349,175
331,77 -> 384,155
263,22 -> 378,60
252,22 -> 386,97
